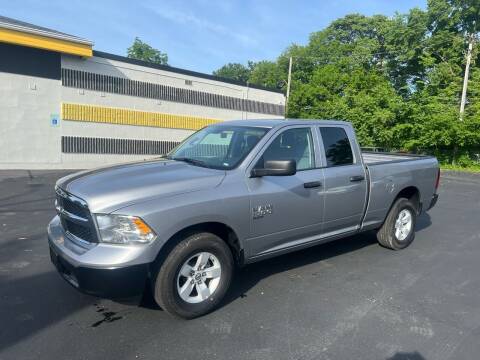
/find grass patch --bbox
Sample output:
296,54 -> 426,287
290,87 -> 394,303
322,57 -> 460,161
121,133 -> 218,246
441,164 -> 480,173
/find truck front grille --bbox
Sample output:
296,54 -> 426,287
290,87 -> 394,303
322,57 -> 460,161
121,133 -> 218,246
62,197 -> 89,219
63,219 -> 94,242
55,187 -> 98,243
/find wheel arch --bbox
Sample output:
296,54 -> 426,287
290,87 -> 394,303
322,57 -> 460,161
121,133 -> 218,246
151,221 -> 244,274
376,186 -> 419,250
377,185 -> 421,229
394,186 -> 421,214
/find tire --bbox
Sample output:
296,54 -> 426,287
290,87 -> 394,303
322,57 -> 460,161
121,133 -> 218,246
377,197 -> 417,250
153,232 -> 234,319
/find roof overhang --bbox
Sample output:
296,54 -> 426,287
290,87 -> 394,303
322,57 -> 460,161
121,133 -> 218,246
0,20 -> 93,57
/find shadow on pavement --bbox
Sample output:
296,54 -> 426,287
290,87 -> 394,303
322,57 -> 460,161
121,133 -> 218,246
387,351 -> 426,360
222,229 -> 378,307
416,212 -> 432,231
0,271 -> 94,352
221,212 -> 432,309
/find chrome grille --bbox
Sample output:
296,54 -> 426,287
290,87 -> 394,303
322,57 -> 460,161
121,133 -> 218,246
63,219 -> 94,241
55,187 -> 97,243
61,196 -> 89,219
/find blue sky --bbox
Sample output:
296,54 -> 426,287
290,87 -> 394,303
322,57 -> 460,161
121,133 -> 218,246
1,0 -> 425,74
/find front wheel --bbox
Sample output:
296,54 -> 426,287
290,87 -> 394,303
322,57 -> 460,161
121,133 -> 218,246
153,232 -> 234,319
377,197 -> 417,250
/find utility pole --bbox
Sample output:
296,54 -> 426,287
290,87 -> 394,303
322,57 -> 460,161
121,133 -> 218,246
245,82 -> 250,120
460,34 -> 475,120
285,56 -> 293,117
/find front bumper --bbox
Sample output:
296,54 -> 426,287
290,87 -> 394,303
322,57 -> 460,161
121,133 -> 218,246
48,216 -> 150,299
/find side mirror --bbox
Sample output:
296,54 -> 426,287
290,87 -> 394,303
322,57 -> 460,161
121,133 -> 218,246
251,160 -> 297,177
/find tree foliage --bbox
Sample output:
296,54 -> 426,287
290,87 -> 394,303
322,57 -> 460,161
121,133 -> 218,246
212,62 -> 253,83
249,61 -> 283,89
127,37 -> 168,65
214,0 -> 480,165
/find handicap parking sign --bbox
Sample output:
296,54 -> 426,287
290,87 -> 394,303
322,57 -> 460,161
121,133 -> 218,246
50,114 -> 60,127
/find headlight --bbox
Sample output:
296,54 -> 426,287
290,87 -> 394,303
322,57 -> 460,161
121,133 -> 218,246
95,214 -> 156,245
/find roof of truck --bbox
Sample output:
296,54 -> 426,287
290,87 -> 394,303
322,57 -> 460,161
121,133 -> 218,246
216,119 -> 350,128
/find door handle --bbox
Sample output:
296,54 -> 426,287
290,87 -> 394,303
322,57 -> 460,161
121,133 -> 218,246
304,181 -> 322,189
350,175 -> 365,182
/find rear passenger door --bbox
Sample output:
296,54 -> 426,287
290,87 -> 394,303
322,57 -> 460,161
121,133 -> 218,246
318,126 -> 368,235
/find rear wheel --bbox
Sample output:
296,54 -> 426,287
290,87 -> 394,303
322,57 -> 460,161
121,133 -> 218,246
153,232 -> 234,319
377,197 -> 417,250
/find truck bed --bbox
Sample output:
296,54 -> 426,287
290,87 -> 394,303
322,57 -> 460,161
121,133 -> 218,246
360,150 -> 438,231
362,151 -> 431,166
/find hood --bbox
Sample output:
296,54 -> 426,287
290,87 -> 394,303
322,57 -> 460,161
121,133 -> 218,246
57,160 -> 225,213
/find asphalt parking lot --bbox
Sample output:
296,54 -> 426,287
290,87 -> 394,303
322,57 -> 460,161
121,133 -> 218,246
1,170 -> 479,360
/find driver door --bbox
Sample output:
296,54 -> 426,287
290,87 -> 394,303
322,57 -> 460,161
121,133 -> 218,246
245,126 -> 325,257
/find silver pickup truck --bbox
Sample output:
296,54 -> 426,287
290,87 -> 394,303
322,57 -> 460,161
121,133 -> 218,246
48,119 -> 440,318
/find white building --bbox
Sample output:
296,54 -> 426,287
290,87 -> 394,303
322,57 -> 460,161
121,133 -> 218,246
0,16 -> 285,169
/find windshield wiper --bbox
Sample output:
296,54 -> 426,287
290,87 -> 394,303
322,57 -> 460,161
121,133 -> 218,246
168,157 -> 209,167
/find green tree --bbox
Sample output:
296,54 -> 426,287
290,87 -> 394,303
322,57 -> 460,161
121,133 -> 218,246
249,61 -> 284,89
213,0 -> 480,166
288,65 -> 404,148
212,62 -> 253,83
127,37 -> 168,65
384,8 -> 429,95
306,14 -> 392,73
427,0 -> 480,36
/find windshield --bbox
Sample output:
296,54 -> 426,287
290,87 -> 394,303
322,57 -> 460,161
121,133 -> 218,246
167,125 -> 270,170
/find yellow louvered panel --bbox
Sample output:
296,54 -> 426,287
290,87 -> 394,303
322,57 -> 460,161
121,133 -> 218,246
61,103 -> 220,130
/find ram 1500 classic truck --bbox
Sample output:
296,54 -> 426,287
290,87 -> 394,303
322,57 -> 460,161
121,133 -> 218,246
48,119 -> 440,318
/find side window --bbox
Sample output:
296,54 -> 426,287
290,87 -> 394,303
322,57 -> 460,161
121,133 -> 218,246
319,127 -> 354,167
256,128 -> 315,171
